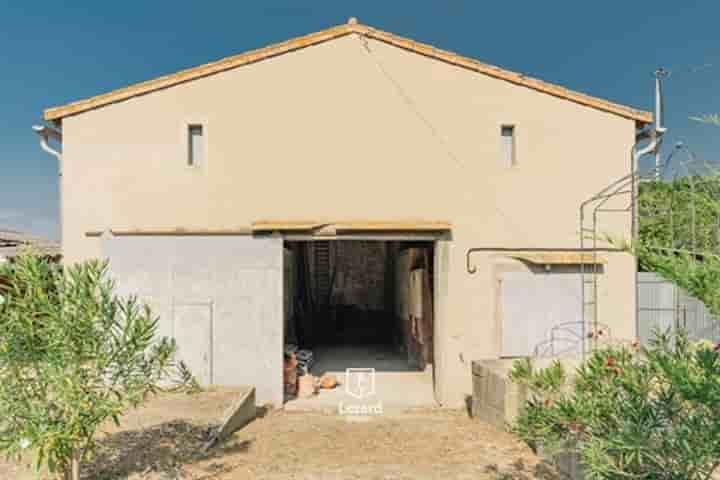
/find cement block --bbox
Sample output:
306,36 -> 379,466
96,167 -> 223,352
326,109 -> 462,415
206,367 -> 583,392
557,449 -> 585,480
472,359 -> 586,479
471,360 -> 527,431
471,357 -> 582,431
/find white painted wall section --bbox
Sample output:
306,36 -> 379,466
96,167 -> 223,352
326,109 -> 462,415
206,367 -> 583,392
102,235 -> 284,405
501,271 -> 583,357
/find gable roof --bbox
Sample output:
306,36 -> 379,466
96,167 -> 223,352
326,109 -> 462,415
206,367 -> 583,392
44,20 -> 652,125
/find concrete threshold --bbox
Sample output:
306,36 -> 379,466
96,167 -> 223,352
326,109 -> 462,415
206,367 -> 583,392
284,370 -> 437,412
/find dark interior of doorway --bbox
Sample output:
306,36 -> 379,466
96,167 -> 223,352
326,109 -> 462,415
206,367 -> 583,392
284,240 -> 434,373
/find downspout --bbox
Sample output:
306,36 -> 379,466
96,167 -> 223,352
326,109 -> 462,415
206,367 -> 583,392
633,69 -> 667,243
653,68 -> 668,180
631,69 -> 667,342
33,125 -> 62,166
32,124 -> 63,253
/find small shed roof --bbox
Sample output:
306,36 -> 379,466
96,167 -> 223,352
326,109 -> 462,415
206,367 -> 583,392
506,251 -> 607,266
0,228 -> 60,259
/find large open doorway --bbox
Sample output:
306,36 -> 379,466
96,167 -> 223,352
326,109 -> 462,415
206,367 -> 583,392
283,240 -> 436,409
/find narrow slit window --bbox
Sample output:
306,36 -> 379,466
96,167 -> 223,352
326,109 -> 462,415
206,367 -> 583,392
501,125 -> 515,167
188,124 -> 204,166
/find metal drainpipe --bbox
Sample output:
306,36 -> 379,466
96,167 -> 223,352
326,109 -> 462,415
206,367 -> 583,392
654,68 -> 669,180
632,69 -> 668,342
32,124 -> 63,252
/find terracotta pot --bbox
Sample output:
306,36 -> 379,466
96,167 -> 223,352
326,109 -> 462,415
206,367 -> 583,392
283,353 -> 298,395
297,374 -> 316,398
318,374 -> 338,389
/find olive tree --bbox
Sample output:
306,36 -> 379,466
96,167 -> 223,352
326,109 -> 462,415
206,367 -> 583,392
0,252 -> 179,479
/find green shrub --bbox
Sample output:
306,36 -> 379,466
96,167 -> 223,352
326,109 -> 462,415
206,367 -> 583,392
639,176 -> 720,254
510,331 -> 720,480
0,252 -> 179,480
636,243 -> 720,317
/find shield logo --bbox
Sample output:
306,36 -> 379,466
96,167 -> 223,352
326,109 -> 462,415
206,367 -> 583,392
345,368 -> 376,399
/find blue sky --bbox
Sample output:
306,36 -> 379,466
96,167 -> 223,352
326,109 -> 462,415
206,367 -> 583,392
1,1 -> 718,240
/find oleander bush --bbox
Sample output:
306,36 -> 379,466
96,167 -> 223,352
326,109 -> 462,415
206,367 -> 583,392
0,252 -> 180,480
510,331 -> 720,480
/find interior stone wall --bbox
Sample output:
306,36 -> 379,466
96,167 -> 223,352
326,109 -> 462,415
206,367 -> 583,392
331,241 -> 387,311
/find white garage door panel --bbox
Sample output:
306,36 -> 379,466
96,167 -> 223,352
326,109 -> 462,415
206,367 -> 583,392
104,246 -> 171,300
145,297 -> 173,340
173,302 -> 213,386
102,236 -> 283,406
501,272 -> 583,357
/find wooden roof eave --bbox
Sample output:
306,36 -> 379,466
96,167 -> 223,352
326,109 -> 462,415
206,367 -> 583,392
506,252 -> 607,266
251,220 -> 452,234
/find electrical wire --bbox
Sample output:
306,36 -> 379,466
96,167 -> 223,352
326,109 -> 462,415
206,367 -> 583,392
354,33 -> 468,172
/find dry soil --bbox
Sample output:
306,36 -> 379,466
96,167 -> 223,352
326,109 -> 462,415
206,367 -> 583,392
0,389 -> 556,480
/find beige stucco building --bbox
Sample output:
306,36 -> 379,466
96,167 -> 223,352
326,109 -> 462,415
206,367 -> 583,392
41,20 -> 651,407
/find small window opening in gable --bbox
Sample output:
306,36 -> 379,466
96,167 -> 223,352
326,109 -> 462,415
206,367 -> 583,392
500,125 -> 516,168
187,124 -> 204,167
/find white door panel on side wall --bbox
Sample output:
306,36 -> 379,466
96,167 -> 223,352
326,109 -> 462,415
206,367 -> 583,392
173,302 -> 213,385
501,272 -> 583,357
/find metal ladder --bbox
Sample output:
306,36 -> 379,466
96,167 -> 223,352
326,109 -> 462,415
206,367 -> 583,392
314,241 -> 331,305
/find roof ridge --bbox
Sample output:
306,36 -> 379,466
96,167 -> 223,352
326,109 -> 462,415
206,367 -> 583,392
44,21 -> 651,124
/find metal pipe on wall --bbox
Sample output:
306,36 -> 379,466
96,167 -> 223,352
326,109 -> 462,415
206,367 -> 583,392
33,124 -> 63,250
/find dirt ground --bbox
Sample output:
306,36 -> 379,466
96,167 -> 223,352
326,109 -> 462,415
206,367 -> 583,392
0,389 -> 556,480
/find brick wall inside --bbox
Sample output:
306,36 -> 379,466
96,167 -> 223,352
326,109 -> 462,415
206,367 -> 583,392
331,241 -> 388,311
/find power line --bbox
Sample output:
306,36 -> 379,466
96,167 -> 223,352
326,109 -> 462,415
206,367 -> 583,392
664,62 -> 714,80
355,33 -> 468,172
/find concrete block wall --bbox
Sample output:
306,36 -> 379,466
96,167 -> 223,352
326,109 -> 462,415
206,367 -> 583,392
556,448 -> 585,480
283,248 -> 296,344
331,241 -> 387,310
471,360 -> 528,430
395,249 -> 412,356
472,358 -> 585,479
